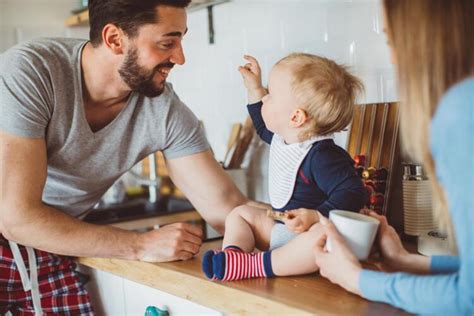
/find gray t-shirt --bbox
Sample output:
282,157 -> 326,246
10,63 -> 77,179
0,38 -> 210,217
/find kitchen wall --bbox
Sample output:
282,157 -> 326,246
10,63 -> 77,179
0,0 -> 81,52
170,0 -> 397,201
0,0 -> 398,203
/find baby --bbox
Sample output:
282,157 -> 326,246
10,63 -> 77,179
203,53 -> 367,281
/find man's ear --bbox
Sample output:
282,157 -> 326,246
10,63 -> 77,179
290,108 -> 308,128
102,23 -> 125,55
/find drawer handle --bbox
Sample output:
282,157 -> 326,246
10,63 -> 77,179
145,306 -> 169,316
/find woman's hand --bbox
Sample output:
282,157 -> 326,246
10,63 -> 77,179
238,55 -> 267,103
282,208 -> 319,233
361,210 -> 430,274
313,215 -> 363,295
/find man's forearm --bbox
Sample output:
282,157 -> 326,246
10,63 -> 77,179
2,203 -> 141,259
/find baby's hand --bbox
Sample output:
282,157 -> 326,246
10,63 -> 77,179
238,55 -> 264,92
282,208 -> 320,233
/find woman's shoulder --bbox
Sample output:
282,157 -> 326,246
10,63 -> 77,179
433,77 -> 474,125
431,77 -> 473,142
444,76 -> 474,99
430,77 -> 473,182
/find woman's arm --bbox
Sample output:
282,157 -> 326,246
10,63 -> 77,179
314,78 -> 474,314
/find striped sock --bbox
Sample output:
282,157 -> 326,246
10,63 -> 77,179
223,245 -> 243,252
202,246 -> 243,279
202,250 -> 217,279
213,251 -> 274,281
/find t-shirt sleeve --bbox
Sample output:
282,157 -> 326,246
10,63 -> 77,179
311,147 -> 367,215
161,92 -> 210,160
0,47 -> 53,138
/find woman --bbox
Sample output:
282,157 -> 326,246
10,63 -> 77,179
313,0 -> 473,314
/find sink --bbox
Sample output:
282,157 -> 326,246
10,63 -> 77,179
83,196 -> 194,225
84,196 -> 223,241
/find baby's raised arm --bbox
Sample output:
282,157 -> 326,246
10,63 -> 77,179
238,55 -> 268,103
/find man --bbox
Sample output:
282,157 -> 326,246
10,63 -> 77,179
0,0 -> 254,314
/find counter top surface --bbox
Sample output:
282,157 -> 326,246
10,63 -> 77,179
79,240 -> 410,315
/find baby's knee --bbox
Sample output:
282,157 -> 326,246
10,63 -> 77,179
309,222 -> 323,231
307,223 -> 324,237
226,205 -> 250,223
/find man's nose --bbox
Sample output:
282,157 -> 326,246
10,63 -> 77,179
170,43 -> 185,65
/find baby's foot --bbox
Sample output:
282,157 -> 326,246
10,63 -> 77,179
202,249 -> 218,279
213,251 -> 274,281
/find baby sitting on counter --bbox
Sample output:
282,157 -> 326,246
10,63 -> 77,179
202,53 -> 368,281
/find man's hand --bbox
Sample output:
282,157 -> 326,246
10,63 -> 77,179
137,223 -> 203,262
281,208 -> 320,233
238,55 -> 267,103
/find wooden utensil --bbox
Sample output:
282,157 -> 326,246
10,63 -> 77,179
223,123 -> 242,168
228,116 -> 254,169
266,209 -> 289,220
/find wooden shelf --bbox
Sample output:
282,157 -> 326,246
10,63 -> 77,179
65,9 -> 89,27
65,0 -> 230,27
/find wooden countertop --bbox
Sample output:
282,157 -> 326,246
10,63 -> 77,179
78,240 -> 410,315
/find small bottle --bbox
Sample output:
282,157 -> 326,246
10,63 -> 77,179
353,155 -> 366,167
370,193 -> 384,207
365,180 -> 385,193
373,168 -> 388,181
403,165 -> 412,180
362,167 -> 376,180
373,181 -> 386,193
415,165 -> 424,180
355,166 -> 365,178
364,182 -> 375,196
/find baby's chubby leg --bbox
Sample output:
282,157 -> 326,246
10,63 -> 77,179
202,205 -> 276,280
271,223 -> 325,276
222,205 -> 275,252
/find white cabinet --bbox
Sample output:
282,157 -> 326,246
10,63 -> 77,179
81,266 -> 126,315
80,266 -> 222,316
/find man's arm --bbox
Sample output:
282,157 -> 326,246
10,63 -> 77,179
166,150 -> 258,233
0,131 -> 202,262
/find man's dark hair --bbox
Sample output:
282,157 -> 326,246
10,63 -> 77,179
88,0 -> 191,47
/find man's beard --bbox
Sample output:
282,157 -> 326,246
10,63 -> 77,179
118,47 -> 174,98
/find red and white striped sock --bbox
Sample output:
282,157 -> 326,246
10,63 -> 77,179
213,251 -> 274,281
223,245 -> 243,253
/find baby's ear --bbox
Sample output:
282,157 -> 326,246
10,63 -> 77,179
290,108 -> 309,128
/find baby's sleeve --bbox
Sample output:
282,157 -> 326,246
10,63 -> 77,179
247,101 -> 273,144
311,147 -> 367,215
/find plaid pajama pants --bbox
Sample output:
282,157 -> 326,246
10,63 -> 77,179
0,235 -> 94,315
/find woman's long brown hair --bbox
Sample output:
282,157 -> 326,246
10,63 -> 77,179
383,0 -> 474,245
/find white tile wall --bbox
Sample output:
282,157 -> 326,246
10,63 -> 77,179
0,0 -> 398,202
0,0 -> 79,52
168,0 -> 397,201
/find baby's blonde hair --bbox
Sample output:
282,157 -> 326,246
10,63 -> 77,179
277,53 -> 364,137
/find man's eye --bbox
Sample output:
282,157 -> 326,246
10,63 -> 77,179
159,42 -> 174,49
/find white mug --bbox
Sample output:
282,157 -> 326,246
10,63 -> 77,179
327,210 -> 380,260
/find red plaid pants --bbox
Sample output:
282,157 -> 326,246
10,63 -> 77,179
0,235 -> 94,315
